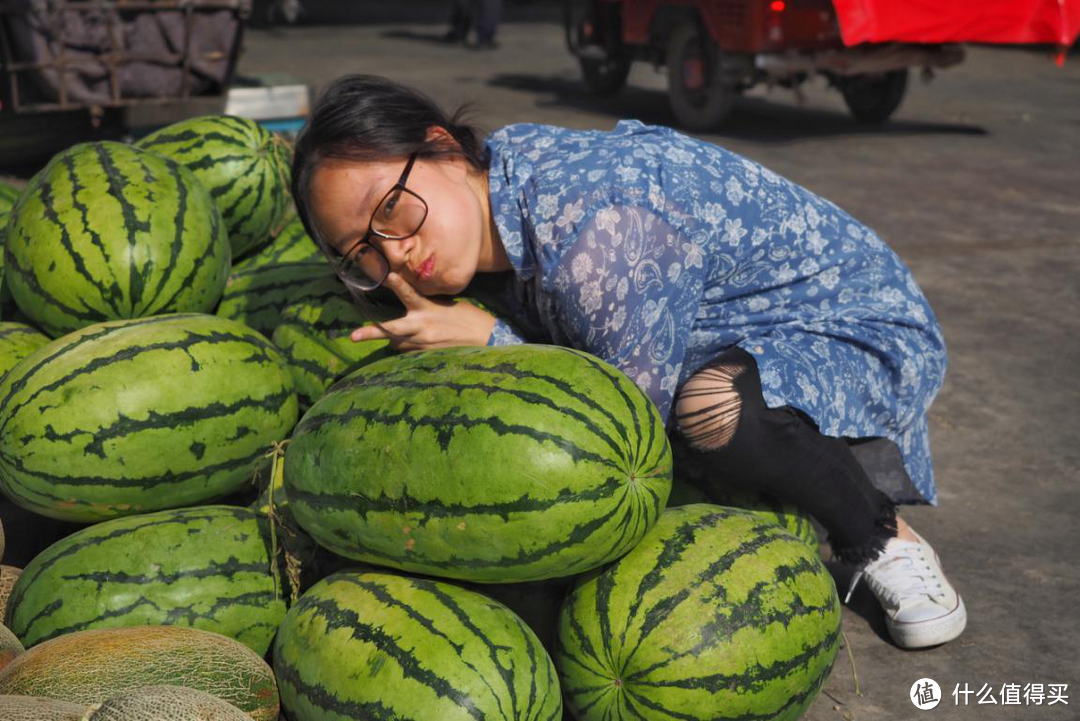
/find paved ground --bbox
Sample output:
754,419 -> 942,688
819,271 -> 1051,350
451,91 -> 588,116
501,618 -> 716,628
3,2 -> 1075,718
239,6 -> 1079,718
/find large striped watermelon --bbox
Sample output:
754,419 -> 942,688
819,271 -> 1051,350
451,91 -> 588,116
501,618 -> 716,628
273,570 -> 562,721
137,115 -> 292,258
0,314 -> 298,522
3,142 -> 229,337
556,504 -> 841,721
285,344 -> 673,583
0,323 -> 48,381
5,505 -> 291,654
216,261 -> 335,337
234,213 -> 321,271
0,626 -> 279,720
272,281 -> 400,407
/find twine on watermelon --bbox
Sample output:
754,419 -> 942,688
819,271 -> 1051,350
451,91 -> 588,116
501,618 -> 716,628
266,133 -> 296,240
261,439 -> 303,607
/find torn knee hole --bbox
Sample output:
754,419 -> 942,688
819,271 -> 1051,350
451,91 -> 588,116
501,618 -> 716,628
675,364 -> 746,450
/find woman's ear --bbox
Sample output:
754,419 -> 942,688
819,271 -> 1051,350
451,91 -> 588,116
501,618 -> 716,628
425,125 -> 459,149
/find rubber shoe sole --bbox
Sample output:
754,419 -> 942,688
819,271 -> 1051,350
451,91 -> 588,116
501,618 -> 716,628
887,594 -> 968,649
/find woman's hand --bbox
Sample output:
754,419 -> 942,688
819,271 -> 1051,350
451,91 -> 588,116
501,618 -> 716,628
350,271 -> 497,352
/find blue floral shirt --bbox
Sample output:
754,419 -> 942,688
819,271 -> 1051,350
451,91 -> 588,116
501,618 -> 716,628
482,120 -> 946,506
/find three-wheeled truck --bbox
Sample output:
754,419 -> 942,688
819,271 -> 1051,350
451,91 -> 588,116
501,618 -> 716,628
563,0 -> 966,129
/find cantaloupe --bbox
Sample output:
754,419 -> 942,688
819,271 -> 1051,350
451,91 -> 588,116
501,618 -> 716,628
0,695 -> 86,720
85,685 -> 251,720
0,626 -> 278,720
0,565 -> 21,620
0,623 -> 23,672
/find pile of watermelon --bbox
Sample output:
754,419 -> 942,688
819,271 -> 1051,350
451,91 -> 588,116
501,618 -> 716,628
0,116 -> 839,721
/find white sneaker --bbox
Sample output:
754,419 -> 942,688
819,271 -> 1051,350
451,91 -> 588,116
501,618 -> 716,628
843,528 -> 967,649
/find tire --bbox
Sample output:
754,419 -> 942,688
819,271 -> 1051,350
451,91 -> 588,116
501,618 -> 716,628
840,69 -> 909,124
580,56 -> 631,95
665,20 -> 734,132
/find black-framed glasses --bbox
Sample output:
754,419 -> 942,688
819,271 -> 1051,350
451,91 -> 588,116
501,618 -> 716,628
331,151 -> 428,293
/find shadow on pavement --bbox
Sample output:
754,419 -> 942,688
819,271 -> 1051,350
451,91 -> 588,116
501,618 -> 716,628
487,73 -> 989,143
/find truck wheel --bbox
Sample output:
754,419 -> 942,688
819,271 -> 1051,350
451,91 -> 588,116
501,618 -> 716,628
666,21 -> 734,131
840,69 -> 908,124
580,56 -> 631,96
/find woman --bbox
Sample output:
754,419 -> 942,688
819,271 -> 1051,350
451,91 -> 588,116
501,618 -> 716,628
291,75 -> 967,650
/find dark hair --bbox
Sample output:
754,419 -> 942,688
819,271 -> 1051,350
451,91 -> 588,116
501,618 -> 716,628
291,74 -> 489,253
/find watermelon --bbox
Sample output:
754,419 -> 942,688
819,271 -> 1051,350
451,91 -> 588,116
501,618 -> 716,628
556,504 -> 841,721
0,626 -> 279,720
3,142 -> 229,337
85,685 -> 251,721
285,344 -> 672,583
233,213 -> 322,271
0,695 -> 86,720
273,569 -> 562,721
137,115 -> 292,258
272,281 -> 401,407
5,505 -> 293,654
0,314 -> 298,522
216,261 -> 336,337
0,323 -> 49,381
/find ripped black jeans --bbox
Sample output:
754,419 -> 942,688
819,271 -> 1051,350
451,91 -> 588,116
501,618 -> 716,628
674,345 -> 900,567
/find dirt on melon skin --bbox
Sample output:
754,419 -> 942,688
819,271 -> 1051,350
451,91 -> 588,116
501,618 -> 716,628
284,344 -> 673,584
273,570 -> 563,721
0,695 -> 86,720
556,504 -> 841,721
137,115 -> 292,259
5,506 -> 289,654
0,314 -> 299,523
85,685 -> 252,721
0,626 -> 279,720
4,141 -> 230,337
0,622 -> 24,672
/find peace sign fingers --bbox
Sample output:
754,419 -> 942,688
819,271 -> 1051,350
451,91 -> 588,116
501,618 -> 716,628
381,271 -> 429,311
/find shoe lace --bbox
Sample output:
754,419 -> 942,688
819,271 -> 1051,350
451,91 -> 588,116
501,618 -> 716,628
844,543 -> 948,607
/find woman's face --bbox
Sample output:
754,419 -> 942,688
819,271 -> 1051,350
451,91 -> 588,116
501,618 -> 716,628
308,148 -> 487,296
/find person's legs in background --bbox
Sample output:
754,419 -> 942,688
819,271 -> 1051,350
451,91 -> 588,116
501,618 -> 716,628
444,0 -> 473,44
473,0 -> 502,48
673,345 -> 967,648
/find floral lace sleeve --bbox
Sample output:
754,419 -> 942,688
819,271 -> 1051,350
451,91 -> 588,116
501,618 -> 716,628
486,317 -> 529,346
547,204 -> 708,428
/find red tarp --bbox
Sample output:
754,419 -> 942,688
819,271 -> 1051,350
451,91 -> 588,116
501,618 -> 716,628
832,0 -> 1080,47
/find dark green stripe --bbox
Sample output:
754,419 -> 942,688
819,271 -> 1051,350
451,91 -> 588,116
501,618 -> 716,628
301,594 -> 486,720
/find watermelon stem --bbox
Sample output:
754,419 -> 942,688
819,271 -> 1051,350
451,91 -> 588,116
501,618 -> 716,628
840,628 -> 862,697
